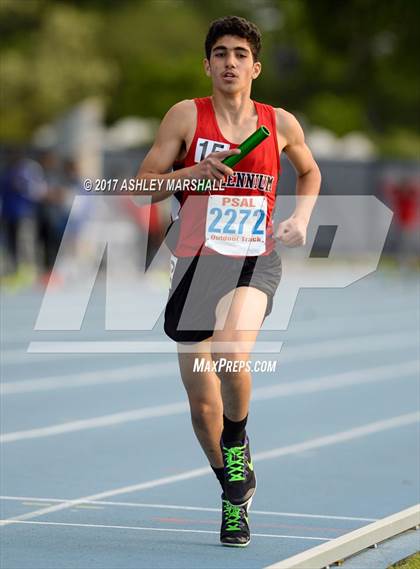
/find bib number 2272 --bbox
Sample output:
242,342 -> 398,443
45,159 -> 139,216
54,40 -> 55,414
205,195 -> 267,256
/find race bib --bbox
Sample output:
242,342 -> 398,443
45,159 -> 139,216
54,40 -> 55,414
205,194 -> 267,256
194,138 -> 230,162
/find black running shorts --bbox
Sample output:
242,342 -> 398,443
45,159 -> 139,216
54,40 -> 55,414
164,249 -> 282,344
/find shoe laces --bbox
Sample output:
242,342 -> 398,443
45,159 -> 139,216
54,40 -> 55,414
223,444 -> 246,482
223,500 -> 245,531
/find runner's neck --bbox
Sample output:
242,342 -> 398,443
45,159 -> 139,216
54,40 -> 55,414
210,93 -> 256,127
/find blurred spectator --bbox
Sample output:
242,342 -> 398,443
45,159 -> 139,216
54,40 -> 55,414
36,150 -> 62,279
0,150 -> 46,283
1,149 -> 93,289
393,177 -> 419,230
393,177 -> 420,265
382,175 -> 420,266
37,156 -> 91,285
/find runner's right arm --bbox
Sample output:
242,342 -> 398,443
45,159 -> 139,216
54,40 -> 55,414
135,100 -> 240,202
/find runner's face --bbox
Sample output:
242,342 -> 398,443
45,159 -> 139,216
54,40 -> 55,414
204,35 -> 261,93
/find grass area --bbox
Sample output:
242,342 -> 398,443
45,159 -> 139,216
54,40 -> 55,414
389,552 -> 420,569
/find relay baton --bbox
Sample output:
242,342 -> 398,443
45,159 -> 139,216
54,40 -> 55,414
222,125 -> 271,168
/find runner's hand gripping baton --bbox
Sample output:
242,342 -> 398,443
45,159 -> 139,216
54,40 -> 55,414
222,125 -> 271,168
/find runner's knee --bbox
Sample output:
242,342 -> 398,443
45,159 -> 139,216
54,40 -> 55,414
211,352 -> 251,378
190,399 -> 221,426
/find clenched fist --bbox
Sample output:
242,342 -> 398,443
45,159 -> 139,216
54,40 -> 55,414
276,215 -> 308,247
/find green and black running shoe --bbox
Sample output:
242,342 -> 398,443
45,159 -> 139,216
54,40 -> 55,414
220,494 -> 252,547
221,435 -> 256,506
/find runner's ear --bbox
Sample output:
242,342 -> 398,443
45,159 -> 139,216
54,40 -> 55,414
252,61 -> 262,80
203,59 -> 211,77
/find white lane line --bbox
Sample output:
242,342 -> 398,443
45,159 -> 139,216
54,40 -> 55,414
1,325 -> 413,366
1,299 -> 415,345
0,520 -> 330,541
0,496 -> 377,522
0,401 -> 189,443
1,361 -> 177,395
26,329 -> 418,355
251,360 -> 418,400
3,330 -> 418,394
1,411 -> 418,527
1,360 -> 417,443
2,320 -> 417,365
264,504 -> 420,569
26,340 -> 283,353
278,331 -> 418,363
22,502 -> 53,507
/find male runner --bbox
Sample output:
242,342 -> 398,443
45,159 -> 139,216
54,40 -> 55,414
135,16 -> 321,546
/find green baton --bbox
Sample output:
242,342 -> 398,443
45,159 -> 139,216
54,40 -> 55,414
222,125 -> 271,168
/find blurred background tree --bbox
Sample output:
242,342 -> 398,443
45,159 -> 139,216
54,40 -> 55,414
0,0 -> 115,140
1,0 -> 419,157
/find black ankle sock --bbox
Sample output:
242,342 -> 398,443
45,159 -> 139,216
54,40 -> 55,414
211,466 -> 225,491
222,414 -> 248,444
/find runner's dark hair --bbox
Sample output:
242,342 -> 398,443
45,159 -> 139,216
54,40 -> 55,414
205,16 -> 262,62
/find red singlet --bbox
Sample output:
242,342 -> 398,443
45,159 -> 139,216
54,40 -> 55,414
169,96 -> 281,257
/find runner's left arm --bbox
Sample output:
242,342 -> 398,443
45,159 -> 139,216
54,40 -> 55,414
276,109 -> 321,247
